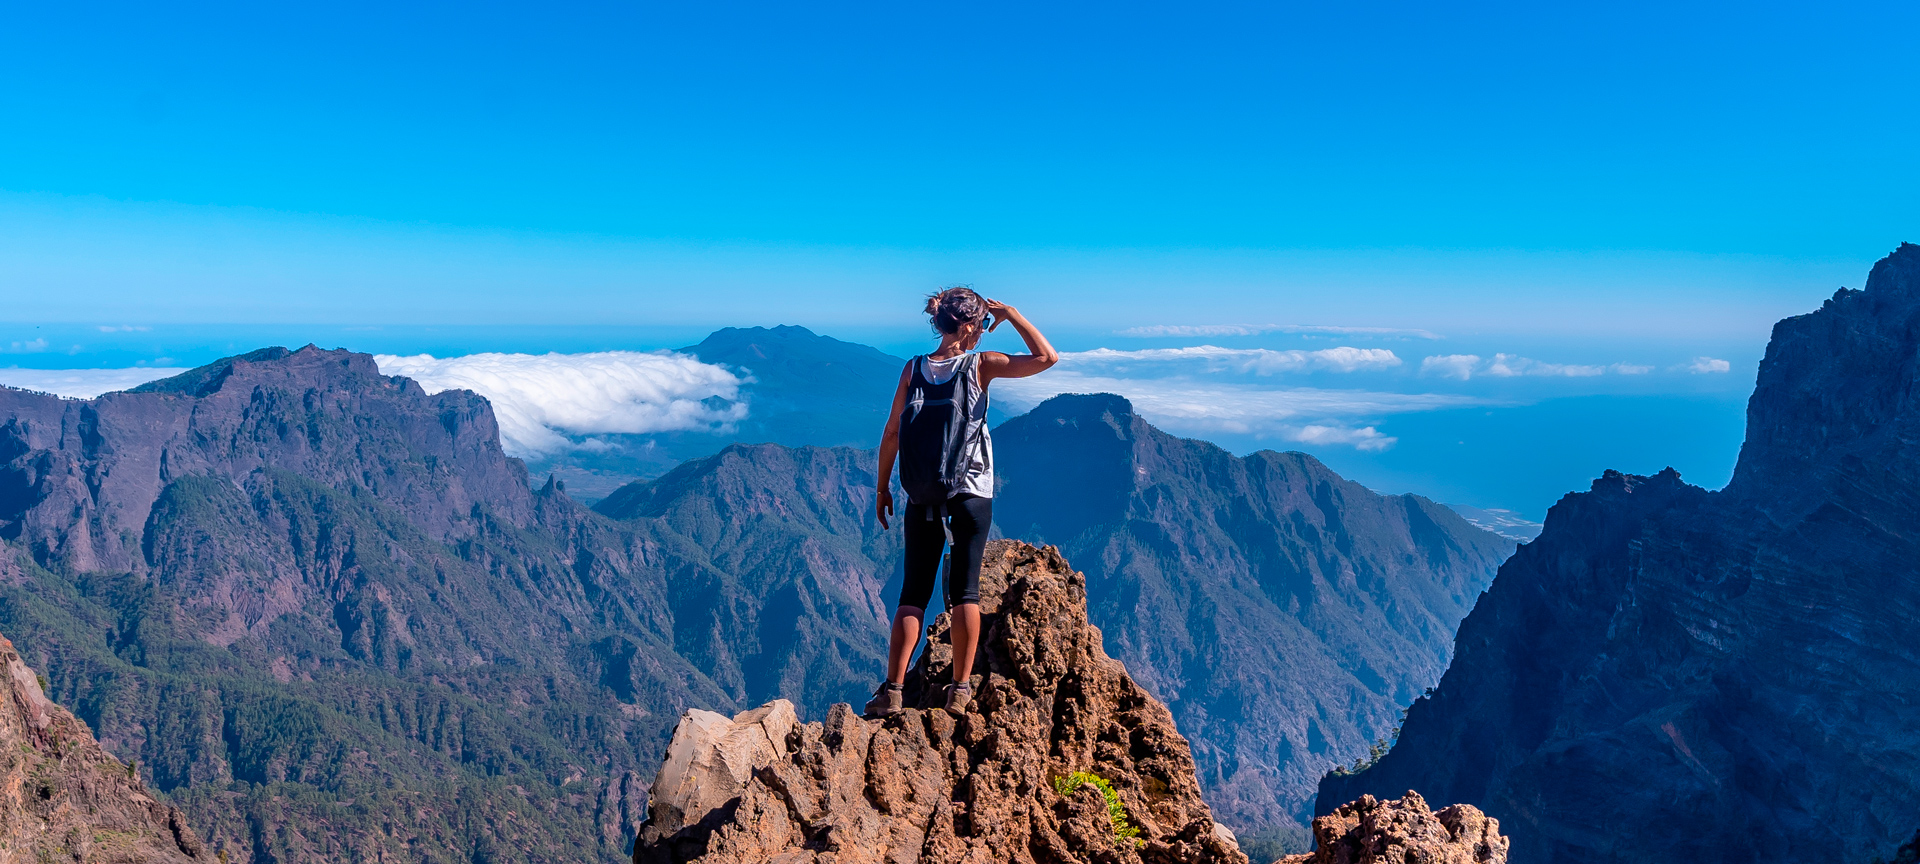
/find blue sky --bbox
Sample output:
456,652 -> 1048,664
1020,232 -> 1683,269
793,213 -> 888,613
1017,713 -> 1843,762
3,1 -> 1916,517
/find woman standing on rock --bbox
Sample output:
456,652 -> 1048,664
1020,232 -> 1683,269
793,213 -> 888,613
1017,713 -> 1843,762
867,287 -> 1058,718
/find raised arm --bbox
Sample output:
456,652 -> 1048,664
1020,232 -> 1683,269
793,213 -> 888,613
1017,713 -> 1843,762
978,300 -> 1059,383
874,361 -> 913,529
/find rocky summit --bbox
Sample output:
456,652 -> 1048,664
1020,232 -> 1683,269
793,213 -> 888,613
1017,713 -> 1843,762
1320,244 -> 1920,862
634,540 -> 1247,864
0,632 -> 205,863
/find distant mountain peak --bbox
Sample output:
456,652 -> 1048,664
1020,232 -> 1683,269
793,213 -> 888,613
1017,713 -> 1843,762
684,325 -> 896,365
1025,391 -> 1138,422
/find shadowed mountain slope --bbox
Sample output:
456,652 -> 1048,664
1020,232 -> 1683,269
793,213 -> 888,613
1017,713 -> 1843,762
598,443 -> 904,710
1320,243 -> 1920,863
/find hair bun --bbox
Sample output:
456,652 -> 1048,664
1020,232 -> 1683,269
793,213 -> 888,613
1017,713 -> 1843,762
924,287 -> 986,336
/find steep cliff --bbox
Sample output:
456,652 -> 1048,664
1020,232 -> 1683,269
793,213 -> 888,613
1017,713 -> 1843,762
634,541 -> 1247,864
0,632 -> 206,862
1320,243 -> 1920,862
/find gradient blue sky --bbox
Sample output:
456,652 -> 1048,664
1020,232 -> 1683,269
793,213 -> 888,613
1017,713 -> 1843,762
3,1 -> 1916,516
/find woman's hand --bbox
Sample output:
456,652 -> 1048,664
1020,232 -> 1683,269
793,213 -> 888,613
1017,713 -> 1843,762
984,299 -> 1014,332
875,485 -> 894,529
977,298 -> 1057,382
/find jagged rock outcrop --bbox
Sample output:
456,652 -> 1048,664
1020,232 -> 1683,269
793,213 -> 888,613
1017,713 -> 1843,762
1320,244 -> 1920,862
635,541 -> 1247,864
0,633 -> 205,862
1278,793 -> 1505,864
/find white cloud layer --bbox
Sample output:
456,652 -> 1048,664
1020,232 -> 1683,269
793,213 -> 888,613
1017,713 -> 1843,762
1117,323 -> 1441,339
992,371 -> 1479,451
1421,353 -> 1659,380
376,351 -> 748,457
1686,356 -> 1732,373
1062,345 -> 1402,375
0,367 -> 188,398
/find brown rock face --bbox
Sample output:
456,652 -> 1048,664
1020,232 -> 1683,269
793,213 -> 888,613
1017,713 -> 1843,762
0,634 -> 205,862
1279,793 -> 1505,864
636,540 -> 1247,864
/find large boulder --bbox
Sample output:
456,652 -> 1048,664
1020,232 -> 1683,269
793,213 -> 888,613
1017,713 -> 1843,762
634,540 -> 1247,864
1278,792 -> 1506,864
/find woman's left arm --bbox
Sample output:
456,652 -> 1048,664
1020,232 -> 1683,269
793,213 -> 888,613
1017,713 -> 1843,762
978,300 -> 1059,383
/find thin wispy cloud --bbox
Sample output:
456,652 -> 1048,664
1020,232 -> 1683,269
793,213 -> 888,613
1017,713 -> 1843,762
1419,354 -> 1481,381
1117,324 -> 1442,340
0,367 -> 187,398
1064,345 -> 1402,375
1421,353 -> 1659,381
992,371 -> 1480,451
1486,354 -> 1606,378
97,325 -> 151,332
376,351 -> 749,457
1684,357 -> 1732,374
1286,424 -> 1397,452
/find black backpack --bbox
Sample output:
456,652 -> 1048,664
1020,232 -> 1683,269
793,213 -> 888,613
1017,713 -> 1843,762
897,354 -> 985,505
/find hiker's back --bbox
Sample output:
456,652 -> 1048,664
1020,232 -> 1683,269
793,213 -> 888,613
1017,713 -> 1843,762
897,352 -> 991,505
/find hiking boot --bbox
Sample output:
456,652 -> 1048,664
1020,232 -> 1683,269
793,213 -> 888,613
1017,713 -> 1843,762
865,682 -> 903,718
943,681 -> 973,715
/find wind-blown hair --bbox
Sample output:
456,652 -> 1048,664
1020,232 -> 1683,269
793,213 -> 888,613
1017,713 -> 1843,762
925,286 -> 987,335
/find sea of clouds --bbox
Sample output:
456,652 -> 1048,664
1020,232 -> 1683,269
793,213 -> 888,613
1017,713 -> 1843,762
374,351 -> 748,457
0,337 -> 1734,461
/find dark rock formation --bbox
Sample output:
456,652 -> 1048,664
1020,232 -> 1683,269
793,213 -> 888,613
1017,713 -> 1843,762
993,395 -> 1511,843
1277,792 -> 1505,864
1320,243 -> 1920,862
635,541 -> 1247,864
0,632 -> 206,862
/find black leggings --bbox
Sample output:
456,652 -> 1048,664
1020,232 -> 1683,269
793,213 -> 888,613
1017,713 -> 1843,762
899,495 -> 992,610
